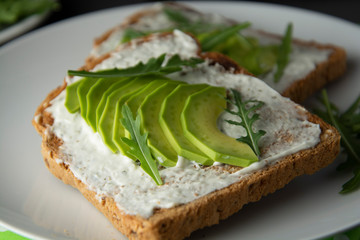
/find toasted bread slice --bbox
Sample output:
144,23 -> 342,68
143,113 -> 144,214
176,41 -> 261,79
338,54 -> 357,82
33,31 -> 340,240
86,2 -> 346,103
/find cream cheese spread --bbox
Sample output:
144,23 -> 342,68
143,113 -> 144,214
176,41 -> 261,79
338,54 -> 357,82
47,30 -> 321,218
90,3 -> 331,94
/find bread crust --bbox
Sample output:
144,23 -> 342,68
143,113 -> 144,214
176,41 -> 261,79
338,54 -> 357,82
33,33 -> 341,238
87,2 -> 346,104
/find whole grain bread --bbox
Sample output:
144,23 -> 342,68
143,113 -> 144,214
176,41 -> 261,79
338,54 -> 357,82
33,32 -> 341,240
86,2 -> 346,104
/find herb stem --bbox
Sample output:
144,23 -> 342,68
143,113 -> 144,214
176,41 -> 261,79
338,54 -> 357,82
274,23 -> 293,83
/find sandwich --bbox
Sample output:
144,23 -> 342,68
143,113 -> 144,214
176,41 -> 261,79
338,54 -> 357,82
33,30 -> 341,239
87,2 -> 346,103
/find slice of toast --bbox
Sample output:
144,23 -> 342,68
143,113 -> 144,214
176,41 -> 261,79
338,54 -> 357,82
86,2 -> 346,103
33,31 -> 341,240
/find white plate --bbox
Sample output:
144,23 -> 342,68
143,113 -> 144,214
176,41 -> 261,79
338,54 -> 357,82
0,12 -> 49,45
0,1 -> 359,240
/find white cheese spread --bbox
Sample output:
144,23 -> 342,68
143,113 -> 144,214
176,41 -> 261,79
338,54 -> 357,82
47,30 -> 321,218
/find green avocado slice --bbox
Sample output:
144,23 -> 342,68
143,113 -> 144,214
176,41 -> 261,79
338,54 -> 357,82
96,78 -> 133,131
86,77 -> 128,131
111,76 -> 167,154
77,78 -> 99,122
64,78 -> 86,113
98,77 -> 153,153
159,84 -> 214,165
126,79 -> 169,117
181,86 -> 258,167
118,79 -> 169,142
139,82 -> 182,167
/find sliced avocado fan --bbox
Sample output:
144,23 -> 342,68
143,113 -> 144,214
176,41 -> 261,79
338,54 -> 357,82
65,76 -> 259,168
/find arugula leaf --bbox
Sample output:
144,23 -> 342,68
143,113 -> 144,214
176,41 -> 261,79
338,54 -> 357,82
340,95 -> 360,133
225,89 -> 266,156
321,90 -> 360,163
163,7 -> 191,26
274,23 -> 293,83
200,23 -> 251,52
340,168 -> 360,194
121,28 -> 174,43
315,89 -> 360,193
120,104 -> 163,185
121,28 -> 149,43
163,7 -> 221,34
68,54 -> 204,78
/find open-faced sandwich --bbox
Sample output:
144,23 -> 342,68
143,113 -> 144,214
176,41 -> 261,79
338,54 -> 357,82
87,2 -> 346,103
33,30 -> 341,240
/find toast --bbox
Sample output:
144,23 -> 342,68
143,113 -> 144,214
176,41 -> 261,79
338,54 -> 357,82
86,2 -> 346,103
33,31 -> 341,239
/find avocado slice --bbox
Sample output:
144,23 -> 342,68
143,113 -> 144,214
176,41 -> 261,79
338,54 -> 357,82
64,78 -> 86,113
77,78 -> 99,122
86,77 -> 128,131
98,77 -> 153,153
95,78 -> 134,131
126,79 -> 169,117
159,84 -> 214,165
181,86 -> 258,167
119,79 -> 169,141
111,76 -> 166,154
139,82 -> 182,167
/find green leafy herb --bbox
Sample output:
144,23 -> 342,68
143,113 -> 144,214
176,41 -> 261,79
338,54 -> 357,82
200,23 -> 251,52
340,95 -> 360,133
274,23 -> 293,83
314,89 -> 360,194
163,7 -> 276,76
68,54 -> 204,78
121,28 -> 149,43
120,104 -> 163,185
225,89 -> 266,156
165,6 -> 252,51
163,7 -> 221,34
341,168 -> 360,194
163,7 -> 191,26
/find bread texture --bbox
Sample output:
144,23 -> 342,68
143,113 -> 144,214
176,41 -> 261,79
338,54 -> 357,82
86,2 -> 346,104
33,31 -> 341,240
